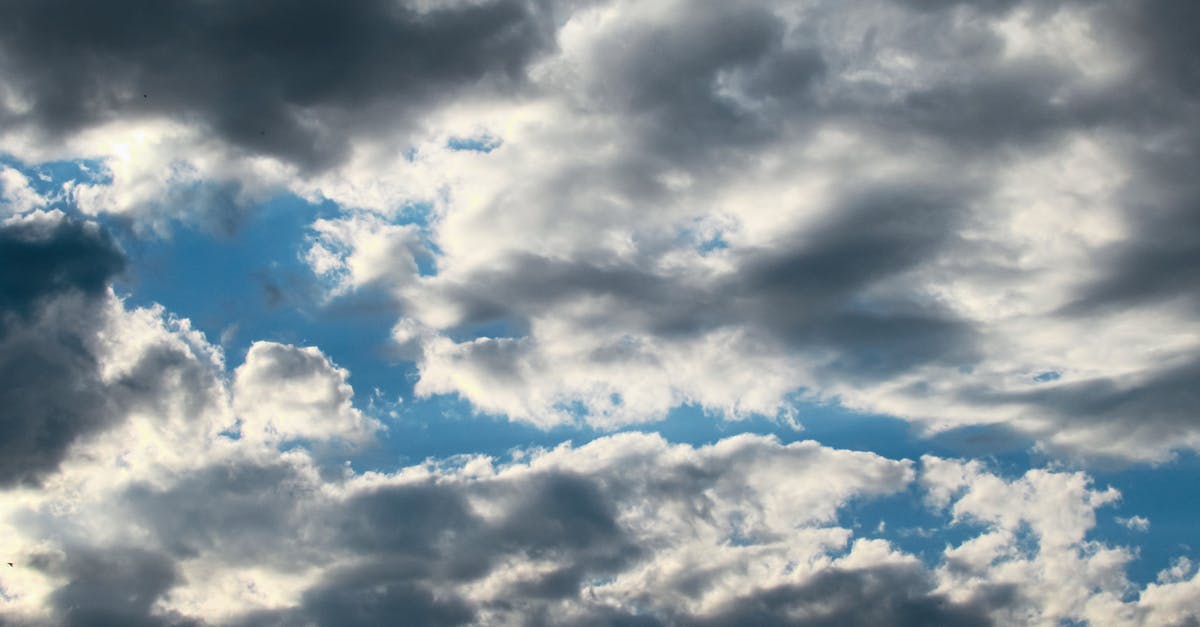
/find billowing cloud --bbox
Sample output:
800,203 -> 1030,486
232,341 -> 381,445
0,228 -> 1196,624
3,407 -> 1199,625
3,1 -> 1200,624
3,0 -> 1196,459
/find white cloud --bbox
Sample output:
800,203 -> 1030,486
1,0 -> 1198,464
1117,515 -> 1150,533
0,166 -> 46,215
232,341 -> 381,445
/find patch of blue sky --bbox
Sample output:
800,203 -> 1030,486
354,393 -> 606,469
108,193 -> 417,407
1033,370 -> 1062,383
392,200 -> 437,228
698,233 -> 728,253
671,220 -> 729,255
1092,453 -> 1200,586
446,135 -> 501,153
0,154 -> 110,208
836,485 -> 989,564
33,158 -> 111,186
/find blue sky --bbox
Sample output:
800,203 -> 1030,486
2,1 -> 1200,625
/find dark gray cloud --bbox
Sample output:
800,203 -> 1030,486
682,567 -> 993,627
0,0 -> 555,170
107,471 -> 623,625
122,460 -> 318,565
0,214 -> 221,486
31,547 -> 199,627
1106,0 -> 1200,98
893,0 -> 1022,15
507,566 -> 997,627
0,315 -> 113,486
577,3 -> 824,166
0,215 -> 124,321
0,215 -> 125,486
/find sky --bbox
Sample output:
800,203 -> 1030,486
0,0 -> 1198,625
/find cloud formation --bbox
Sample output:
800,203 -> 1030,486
232,341 -> 381,445
4,405 -> 1200,625
3,1 -> 1200,625
1,1 -> 1198,448
0,230 -> 1195,624
312,0 -> 1196,461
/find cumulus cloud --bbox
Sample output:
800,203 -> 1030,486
1,0 -> 1198,462
3,412 -> 1199,625
4,1 -> 1200,624
232,341 -> 381,445
0,225 -> 1195,624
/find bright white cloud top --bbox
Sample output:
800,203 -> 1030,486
1,0 -> 1198,625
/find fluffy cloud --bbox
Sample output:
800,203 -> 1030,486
4,412 -> 1200,625
0,166 -> 46,215
232,341 -> 381,445
1,0 -> 1198,462
4,4 -> 1200,623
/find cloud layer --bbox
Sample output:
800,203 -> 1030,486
2,2 -> 1200,622
3,0 -> 1199,459
0,213 -> 1197,624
